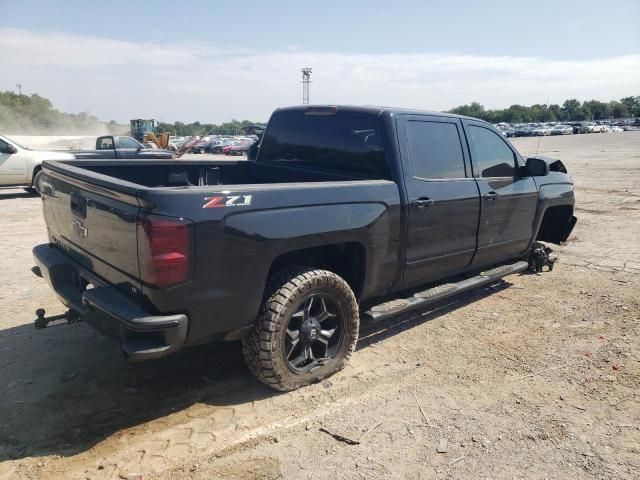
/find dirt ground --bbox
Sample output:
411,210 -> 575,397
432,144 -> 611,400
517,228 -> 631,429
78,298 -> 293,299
0,132 -> 638,480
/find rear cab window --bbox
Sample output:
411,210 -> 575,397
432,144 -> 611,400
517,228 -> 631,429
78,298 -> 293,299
257,109 -> 390,179
97,137 -> 114,150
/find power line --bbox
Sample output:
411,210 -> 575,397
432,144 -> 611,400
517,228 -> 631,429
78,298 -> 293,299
301,67 -> 312,105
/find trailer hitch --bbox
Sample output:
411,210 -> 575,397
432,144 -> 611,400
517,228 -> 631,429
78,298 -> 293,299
34,308 -> 82,330
529,242 -> 558,273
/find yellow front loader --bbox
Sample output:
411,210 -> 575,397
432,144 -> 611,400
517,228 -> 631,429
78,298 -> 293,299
130,119 -> 174,150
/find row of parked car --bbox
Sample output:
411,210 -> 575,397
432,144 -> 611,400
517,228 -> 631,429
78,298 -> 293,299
169,135 -> 258,155
498,121 -> 629,138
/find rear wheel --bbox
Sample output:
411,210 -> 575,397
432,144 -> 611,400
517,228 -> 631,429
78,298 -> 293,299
242,268 -> 359,391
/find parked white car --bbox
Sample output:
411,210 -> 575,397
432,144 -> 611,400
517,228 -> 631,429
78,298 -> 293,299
0,135 -> 75,191
550,125 -> 573,135
586,124 -> 606,133
533,125 -> 552,136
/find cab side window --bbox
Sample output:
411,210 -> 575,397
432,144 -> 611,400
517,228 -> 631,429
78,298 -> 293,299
0,139 -> 10,153
406,120 -> 467,179
118,137 -> 141,149
468,126 -> 516,178
97,137 -> 114,150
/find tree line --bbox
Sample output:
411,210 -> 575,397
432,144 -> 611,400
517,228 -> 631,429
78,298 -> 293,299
2,90 -> 638,135
155,119 -> 266,137
0,90 -> 265,136
0,91 -> 127,134
449,96 -> 640,124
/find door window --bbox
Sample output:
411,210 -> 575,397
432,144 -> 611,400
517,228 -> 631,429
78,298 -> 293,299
406,121 -> 466,179
0,139 -> 9,153
468,126 -> 516,178
118,137 -> 141,149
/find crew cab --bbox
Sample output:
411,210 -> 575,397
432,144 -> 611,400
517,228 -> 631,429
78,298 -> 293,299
71,135 -> 174,160
0,135 -> 75,191
32,105 -> 576,391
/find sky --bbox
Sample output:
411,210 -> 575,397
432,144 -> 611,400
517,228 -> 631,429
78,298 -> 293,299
1,0 -> 639,123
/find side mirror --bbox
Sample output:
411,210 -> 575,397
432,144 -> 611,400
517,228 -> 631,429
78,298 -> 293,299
526,157 -> 549,177
518,165 -> 530,177
5,144 -> 18,154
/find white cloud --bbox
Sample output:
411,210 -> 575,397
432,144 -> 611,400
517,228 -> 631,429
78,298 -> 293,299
1,28 -> 639,123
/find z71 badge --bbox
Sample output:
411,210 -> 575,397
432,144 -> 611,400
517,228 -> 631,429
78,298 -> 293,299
203,195 -> 252,208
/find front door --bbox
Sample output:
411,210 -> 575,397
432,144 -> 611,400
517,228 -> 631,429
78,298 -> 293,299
0,138 -> 27,185
399,115 -> 481,287
463,122 -> 538,267
117,136 -> 143,159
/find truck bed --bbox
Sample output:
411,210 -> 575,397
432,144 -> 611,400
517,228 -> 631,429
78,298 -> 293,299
57,159 -> 386,187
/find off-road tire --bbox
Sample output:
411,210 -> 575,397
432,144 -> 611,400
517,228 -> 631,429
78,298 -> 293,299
242,268 -> 359,391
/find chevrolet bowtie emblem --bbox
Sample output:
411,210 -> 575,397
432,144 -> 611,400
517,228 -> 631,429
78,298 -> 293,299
71,219 -> 88,238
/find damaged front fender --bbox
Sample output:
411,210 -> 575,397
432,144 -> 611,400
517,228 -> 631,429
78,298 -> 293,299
530,160 -> 577,245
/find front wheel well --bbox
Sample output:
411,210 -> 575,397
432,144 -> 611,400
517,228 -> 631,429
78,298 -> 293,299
267,243 -> 366,298
536,205 -> 575,244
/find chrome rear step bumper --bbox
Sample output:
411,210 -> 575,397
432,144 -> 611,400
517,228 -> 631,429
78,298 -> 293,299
32,243 -> 188,361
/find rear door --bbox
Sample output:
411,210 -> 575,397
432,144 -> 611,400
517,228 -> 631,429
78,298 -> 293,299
462,121 -> 538,267
398,115 -> 481,287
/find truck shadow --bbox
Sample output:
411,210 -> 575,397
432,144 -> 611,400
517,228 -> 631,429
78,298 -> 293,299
0,327 -> 273,463
0,280 -> 511,463
0,189 -> 38,200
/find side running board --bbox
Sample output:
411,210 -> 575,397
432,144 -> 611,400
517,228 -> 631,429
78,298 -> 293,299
364,261 -> 528,322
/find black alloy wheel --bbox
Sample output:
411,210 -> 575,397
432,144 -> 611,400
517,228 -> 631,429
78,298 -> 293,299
283,293 -> 345,373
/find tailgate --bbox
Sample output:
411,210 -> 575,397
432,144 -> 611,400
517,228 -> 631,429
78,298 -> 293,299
40,163 -> 142,293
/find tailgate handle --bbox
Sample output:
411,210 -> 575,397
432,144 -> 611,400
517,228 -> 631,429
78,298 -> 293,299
70,192 -> 87,218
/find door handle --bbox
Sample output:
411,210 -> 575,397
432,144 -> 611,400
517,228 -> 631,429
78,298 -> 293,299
411,198 -> 434,208
483,192 -> 499,201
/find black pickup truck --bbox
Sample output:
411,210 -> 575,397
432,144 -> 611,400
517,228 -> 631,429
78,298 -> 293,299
71,135 -> 174,160
32,105 -> 576,391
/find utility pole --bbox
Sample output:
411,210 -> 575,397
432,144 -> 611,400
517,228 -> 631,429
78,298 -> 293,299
301,67 -> 312,105
16,84 -> 22,95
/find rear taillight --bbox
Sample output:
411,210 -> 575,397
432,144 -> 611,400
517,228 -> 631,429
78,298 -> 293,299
137,214 -> 192,288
